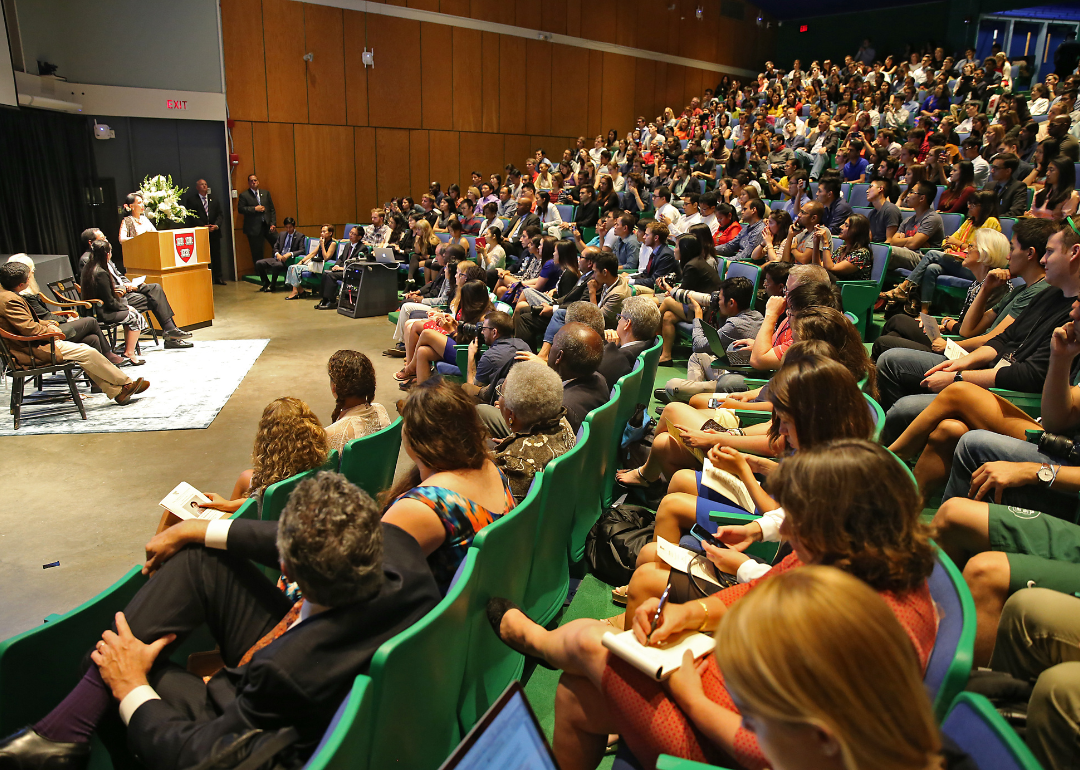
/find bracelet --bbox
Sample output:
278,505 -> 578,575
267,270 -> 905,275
696,599 -> 711,631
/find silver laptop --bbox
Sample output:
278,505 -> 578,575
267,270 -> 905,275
438,682 -> 557,770
372,247 -> 398,264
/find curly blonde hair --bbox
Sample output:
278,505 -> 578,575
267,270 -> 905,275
249,397 -> 328,494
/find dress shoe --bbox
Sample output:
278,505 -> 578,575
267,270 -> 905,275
114,377 -> 146,405
164,328 -> 192,339
213,278 -> 227,286
653,388 -> 672,405
0,727 -> 90,770
259,286 -> 271,293
164,338 -> 193,350
315,301 -> 337,310
383,347 -> 406,358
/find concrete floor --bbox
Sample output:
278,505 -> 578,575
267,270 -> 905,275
0,282 -> 406,640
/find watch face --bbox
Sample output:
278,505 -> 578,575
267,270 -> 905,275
1038,466 -> 1054,483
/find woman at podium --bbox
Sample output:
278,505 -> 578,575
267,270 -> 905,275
118,193 -> 158,243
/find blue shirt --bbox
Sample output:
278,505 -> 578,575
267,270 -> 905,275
475,337 -> 532,385
841,158 -> 869,181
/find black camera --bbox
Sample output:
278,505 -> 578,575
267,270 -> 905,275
457,322 -> 481,345
1038,432 -> 1080,464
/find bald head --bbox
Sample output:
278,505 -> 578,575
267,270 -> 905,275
550,322 -> 604,380
517,197 -> 532,215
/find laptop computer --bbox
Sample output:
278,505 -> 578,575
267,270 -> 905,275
700,320 -> 751,367
438,682 -> 558,770
371,247 -> 398,265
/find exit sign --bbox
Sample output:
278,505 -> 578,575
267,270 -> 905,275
166,99 -> 188,110
799,24 -> 808,32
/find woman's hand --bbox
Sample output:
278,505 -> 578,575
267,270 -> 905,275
143,519 -> 210,575
813,225 -> 831,243
198,492 -> 234,512
702,540 -> 750,573
707,445 -> 753,481
664,649 -> 710,707
712,522 -> 762,552
632,597 -> 695,646
673,423 -> 720,449
930,337 -> 947,353
764,295 -> 786,319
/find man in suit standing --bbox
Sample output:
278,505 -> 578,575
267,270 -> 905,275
237,174 -> 276,268
181,179 -> 226,285
0,472 -> 440,770
503,197 -> 541,263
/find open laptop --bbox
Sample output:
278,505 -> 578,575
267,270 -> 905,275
700,320 -> 751,367
438,682 -> 558,770
371,247 -> 398,265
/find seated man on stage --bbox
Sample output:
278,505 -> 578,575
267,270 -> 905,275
0,262 -> 148,404
314,225 -> 366,310
78,228 -> 193,350
0,471 -> 440,770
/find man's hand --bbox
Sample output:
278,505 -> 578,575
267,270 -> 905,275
689,295 -> 704,320
983,268 -> 1010,292
143,519 -> 210,576
728,338 -> 754,351
208,224 -> 219,231
269,225 -> 277,233
764,295 -> 786,319
604,329 -> 619,344
91,612 -> 175,702
254,205 -> 265,212
930,337 -> 947,353
970,461 -> 1040,503
1051,321 -> 1080,360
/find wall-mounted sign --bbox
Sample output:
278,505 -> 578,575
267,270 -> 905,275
166,99 -> 188,109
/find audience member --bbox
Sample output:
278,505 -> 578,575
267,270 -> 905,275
324,350 -> 391,452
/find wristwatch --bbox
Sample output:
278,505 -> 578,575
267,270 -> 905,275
953,371 -> 963,383
1037,463 -> 1056,486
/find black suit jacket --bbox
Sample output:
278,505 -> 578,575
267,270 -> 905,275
274,230 -> 306,258
505,212 -> 541,244
633,245 -> 677,289
181,190 -> 224,237
597,340 -> 648,389
563,372 -> 611,433
995,178 -> 1029,218
237,189 -> 277,236
127,521 -> 440,770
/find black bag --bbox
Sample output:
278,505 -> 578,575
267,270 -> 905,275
585,503 -> 655,586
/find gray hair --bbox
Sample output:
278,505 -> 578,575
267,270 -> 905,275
788,263 -> 829,287
276,471 -> 384,607
565,301 -> 604,337
502,360 -> 564,427
620,296 -> 661,340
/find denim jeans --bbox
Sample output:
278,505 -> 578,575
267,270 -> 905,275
877,347 -> 948,411
942,430 -> 1079,517
880,394 -> 937,445
888,246 -> 924,271
795,148 -> 828,179
543,307 -> 568,345
907,250 -> 976,304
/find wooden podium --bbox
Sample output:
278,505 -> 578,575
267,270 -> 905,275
122,228 -> 215,329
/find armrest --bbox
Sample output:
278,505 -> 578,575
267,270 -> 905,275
989,388 -> 1041,418
37,293 -> 91,309
0,329 -> 63,342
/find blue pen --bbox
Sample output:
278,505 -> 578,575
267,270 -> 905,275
647,583 -> 673,645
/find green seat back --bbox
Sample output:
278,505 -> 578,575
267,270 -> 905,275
260,450 -> 338,522
303,676 -> 374,770
606,363 -> 646,505
365,551 -> 476,770
941,692 -> 1042,770
339,418 -> 403,501
570,390 -> 622,563
866,392 -> 886,443
524,423 -> 591,625
458,479 -> 545,731
636,337 -> 664,407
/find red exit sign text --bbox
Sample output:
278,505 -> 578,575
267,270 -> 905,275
167,99 -> 188,110
799,24 -> 808,32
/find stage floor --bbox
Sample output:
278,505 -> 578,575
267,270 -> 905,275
0,283 -> 408,640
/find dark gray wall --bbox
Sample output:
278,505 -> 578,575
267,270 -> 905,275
90,117 -> 235,277
12,0 -> 222,92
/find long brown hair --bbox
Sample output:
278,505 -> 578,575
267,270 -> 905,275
327,350 -> 376,422
791,307 -> 878,398
769,439 -> 936,592
249,397 -> 328,493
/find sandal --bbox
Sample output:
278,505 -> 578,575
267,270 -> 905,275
615,466 -> 652,488
393,369 -> 413,381
656,358 -> 674,367
610,585 -> 630,606
123,354 -> 146,366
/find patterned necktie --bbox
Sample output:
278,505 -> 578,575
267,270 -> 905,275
238,599 -> 304,667
202,196 -> 209,217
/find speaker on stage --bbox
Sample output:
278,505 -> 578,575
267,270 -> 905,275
337,262 -> 399,318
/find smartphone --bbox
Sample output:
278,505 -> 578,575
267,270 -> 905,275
707,397 -> 723,409
690,523 -> 726,549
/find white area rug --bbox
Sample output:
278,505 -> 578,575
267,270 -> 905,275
0,339 -> 269,436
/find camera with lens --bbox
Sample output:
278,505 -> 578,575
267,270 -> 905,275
670,287 -> 719,310
1038,432 -> 1080,464
457,322 -> 481,345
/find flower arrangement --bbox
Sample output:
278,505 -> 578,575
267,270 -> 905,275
136,174 -> 192,225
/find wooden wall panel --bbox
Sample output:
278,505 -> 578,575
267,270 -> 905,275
343,10 -> 368,126
663,63 -> 685,116
262,0 -> 307,124
683,68 -> 703,113
499,36 -> 527,136
409,130 -> 430,201
367,15 -> 422,128
615,2 -> 635,48
601,53 -> 635,143
375,129 -> 411,208
221,0 -> 267,122
633,58 -> 656,127
428,131 -> 460,192
229,121 -> 256,275
354,127 -> 378,216
580,0 -> 616,45
525,40 -> 552,138
539,0 -> 567,36
294,124 -> 356,226
252,123 -> 298,225
459,132 -> 504,191
481,32 -> 500,133
587,49 -> 604,140
502,135 -> 532,174
565,0 -> 581,36
513,0 -> 540,33
420,23 -> 454,130
441,0 -> 470,15
407,0 -> 439,10
470,0 -> 514,27
551,44 -> 589,140
303,4 -> 346,125
452,28 -> 483,132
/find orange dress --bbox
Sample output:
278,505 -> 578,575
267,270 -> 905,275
600,554 -> 938,770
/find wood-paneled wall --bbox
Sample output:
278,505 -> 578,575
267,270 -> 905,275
222,0 -> 772,273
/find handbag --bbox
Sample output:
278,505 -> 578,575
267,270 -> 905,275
585,503 -> 655,586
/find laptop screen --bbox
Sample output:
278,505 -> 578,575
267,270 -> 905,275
439,683 -> 558,770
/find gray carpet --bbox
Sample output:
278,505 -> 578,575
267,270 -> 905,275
0,339 -> 269,436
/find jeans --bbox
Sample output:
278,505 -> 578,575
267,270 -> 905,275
795,148 -> 828,179
942,430 -> 1079,514
543,307 -> 568,345
877,347 -> 948,411
880,394 -> 936,445
394,302 -> 431,341
907,250 -> 976,304
662,353 -> 749,400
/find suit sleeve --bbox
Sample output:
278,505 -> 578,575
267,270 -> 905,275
237,192 -> 258,217
225,519 -> 282,568
1005,185 -> 1028,216
266,193 -> 276,227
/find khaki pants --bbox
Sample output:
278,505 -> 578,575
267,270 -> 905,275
55,340 -> 131,399
991,588 -> 1080,770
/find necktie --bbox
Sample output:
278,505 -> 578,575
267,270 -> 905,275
202,196 -> 209,217
255,190 -> 261,205
644,249 -> 654,275
239,600 -> 304,667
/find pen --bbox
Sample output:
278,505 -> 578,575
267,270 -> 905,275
647,583 -> 673,645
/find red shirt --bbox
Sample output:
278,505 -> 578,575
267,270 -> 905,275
715,221 -> 742,246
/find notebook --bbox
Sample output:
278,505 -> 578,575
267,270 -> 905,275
439,682 -> 558,770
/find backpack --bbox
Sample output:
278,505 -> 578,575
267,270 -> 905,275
585,503 -> 655,585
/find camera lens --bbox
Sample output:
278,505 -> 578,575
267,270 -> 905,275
1039,432 -> 1077,461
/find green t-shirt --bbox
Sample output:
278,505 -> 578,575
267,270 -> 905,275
989,278 -> 1050,330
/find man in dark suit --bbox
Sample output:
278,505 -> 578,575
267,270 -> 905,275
551,321 -> 610,433
181,179 -> 226,285
630,221 -> 677,291
989,152 -> 1030,217
597,296 -> 660,387
237,173 -> 277,268
257,217 -> 303,292
316,226 -> 364,310
503,197 -> 541,262
0,472 -> 440,770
